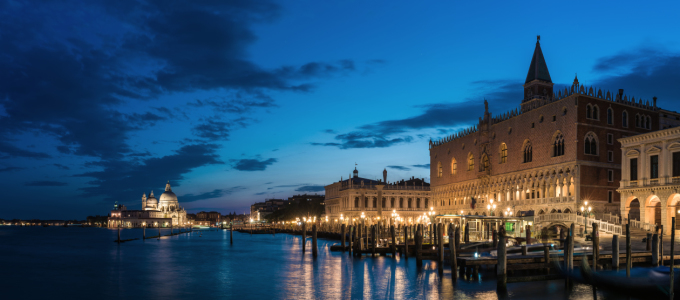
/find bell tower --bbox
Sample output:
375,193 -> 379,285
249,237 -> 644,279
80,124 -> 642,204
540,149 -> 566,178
522,35 -> 553,112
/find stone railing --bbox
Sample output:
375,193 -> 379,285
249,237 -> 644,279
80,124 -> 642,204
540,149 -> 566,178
535,213 -> 623,235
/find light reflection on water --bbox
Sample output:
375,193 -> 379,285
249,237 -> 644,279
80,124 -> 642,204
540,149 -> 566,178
0,227 -> 639,299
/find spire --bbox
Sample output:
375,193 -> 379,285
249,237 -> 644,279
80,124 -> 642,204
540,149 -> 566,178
573,73 -> 579,86
353,164 -> 358,178
383,168 -> 387,183
525,35 -> 552,83
165,180 -> 172,192
150,190 -> 154,197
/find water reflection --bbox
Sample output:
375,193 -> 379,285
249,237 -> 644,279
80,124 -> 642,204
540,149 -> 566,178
0,227 -> 645,299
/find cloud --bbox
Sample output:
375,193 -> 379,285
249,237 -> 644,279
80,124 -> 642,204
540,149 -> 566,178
254,192 -> 267,195
0,166 -> 23,172
180,186 -> 245,203
25,181 -> 67,187
0,141 -> 51,159
411,164 -> 430,169
76,143 -> 223,202
53,164 -> 70,170
387,165 -> 411,171
311,80 -> 522,149
591,48 -> 680,109
295,185 -> 325,192
231,158 -> 277,171
188,92 -> 278,114
192,118 -> 250,141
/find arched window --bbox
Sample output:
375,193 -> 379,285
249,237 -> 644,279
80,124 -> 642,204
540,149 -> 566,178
364,197 -> 368,208
553,133 -> 565,157
635,114 -> 641,127
622,111 -> 628,128
592,105 -> 599,120
390,197 -> 395,208
451,158 -> 457,175
408,198 -> 412,208
354,197 -> 359,208
647,116 -> 652,129
468,154 -> 474,171
416,198 -> 421,208
482,154 -> 489,171
523,141 -> 533,163
499,143 -> 508,164
399,198 -> 403,208
642,115 -> 647,129
437,162 -> 442,178
584,132 -> 598,155
607,108 -> 613,125
586,105 -> 592,119
372,197 -> 377,208
381,197 -> 386,208
425,198 -> 429,208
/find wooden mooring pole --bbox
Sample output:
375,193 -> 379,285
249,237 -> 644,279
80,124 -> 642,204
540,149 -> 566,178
612,235 -> 619,270
497,227 -> 507,290
143,225 -> 146,240
230,223 -> 233,245
647,233 -> 652,251
449,224 -> 457,279
671,217 -> 675,300
592,222 -> 599,270
438,223 -> 444,275
302,222 -> 307,254
403,226 -> 408,259
117,223 -> 121,244
390,225 -> 396,257
543,245 -> 550,274
312,224 -> 318,258
348,225 -> 353,256
341,224 -> 346,252
626,216 -> 631,277
371,225 -> 376,257
652,233 -> 659,267
416,224 -> 422,266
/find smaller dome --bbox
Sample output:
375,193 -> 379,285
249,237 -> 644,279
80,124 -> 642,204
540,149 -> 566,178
147,191 -> 158,205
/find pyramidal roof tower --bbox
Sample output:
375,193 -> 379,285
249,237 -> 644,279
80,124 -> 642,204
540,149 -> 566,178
522,35 -> 554,111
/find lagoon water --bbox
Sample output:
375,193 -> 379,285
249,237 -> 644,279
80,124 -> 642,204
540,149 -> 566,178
0,227 -> 636,299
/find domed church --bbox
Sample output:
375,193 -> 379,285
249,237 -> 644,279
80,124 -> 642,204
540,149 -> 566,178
108,181 -> 188,228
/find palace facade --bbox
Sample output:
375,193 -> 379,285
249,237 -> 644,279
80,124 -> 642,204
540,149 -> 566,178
108,181 -> 187,228
618,127 -> 680,231
324,167 -> 431,224
429,37 -> 680,219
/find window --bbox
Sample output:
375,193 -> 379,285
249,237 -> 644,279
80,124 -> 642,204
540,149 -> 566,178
482,154 -> 489,171
523,141 -> 533,163
552,115 -> 556,122
593,105 -> 599,120
408,198 -> 412,208
608,169 -> 614,182
635,114 -> 641,127
399,198 -> 403,208
500,143 -> 507,164
630,158 -> 638,181
608,151 -> 614,162
584,132 -> 598,155
607,108 -> 613,124
364,197 -> 369,208
539,116 -> 544,123
622,111 -> 628,128
531,122 -> 535,128
553,133 -> 565,157
437,162 -> 442,178
674,152 -> 680,177
390,198 -> 395,208
607,133 -> 614,145
451,158 -> 457,175
647,116 -> 652,129
651,155 -> 659,179
468,154 -> 474,171
354,197 -> 359,208
424,198 -> 429,208
586,105 -> 592,119
381,197 -> 386,208
608,191 -> 613,203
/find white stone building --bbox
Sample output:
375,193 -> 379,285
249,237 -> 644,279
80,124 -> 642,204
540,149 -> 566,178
108,181 -> 187,228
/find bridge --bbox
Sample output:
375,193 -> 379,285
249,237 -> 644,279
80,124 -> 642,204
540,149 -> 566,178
533,213 -> 654,235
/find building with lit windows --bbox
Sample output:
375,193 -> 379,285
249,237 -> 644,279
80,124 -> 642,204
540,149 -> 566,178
429,37 -> 680,220
108,181 -> 187,228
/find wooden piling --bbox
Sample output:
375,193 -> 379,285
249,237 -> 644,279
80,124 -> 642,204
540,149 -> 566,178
230,223 -> 233,244
403,226 -> 408,259
158,225 -> 161,239
438,224 -> 444,274
660,225 -> 664,266
341,224 -> 346,251
671,217 -> 676,300
521,244 -> 527,256
612,235 -> 619,270
492,229 -> 498,248
117,223 -> 121,244
465,222 -> 470,243
449,224 -> 457,279
371,225 -> 376,257
652,233 -> 659,267
349,226 -> 353,256
497,227 -> 507,290
455,226 -> 461,252
647,233 -> 652,251
626,218 -> 631,277
526,225 -> 532,244
568,223 -> 574,272
302,222 -> 307,253
312,224 -> 318,258
592,222 -> 599,270
416,225 -> 422,266
143,225 -> 146,239
390,225 -> 396,257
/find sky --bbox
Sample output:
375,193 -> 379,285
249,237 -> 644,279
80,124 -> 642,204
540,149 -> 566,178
2,0 -> 680,219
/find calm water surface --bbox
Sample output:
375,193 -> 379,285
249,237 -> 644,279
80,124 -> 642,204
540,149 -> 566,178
0,227 -> 634,299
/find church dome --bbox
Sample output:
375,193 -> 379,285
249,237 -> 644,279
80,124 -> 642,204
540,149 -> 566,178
159,181 -> 178,202
147,191 -> 158,205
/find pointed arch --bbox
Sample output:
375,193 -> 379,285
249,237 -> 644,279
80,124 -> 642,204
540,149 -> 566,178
451,158 -> 457,175
482,153 -> 489,171
552,131 -> 565,157
584,131 -> 598,155
467,153 -> 475,171
592,105 -> 599,120
647,115 -> 652,129
522,140 -> 533,163
499,143 -> 508,164
437,162 -> 442,178
586,104 -> 592,119
635,114 -> 641,128
622,110 -> 628,128
607,107 -> 613,125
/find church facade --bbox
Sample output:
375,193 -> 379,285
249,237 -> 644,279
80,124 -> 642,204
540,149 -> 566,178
108,181 -> 188,228
429,37 -> 680,219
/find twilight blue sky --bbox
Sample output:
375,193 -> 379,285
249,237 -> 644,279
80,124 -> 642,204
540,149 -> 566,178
2,0 -> 680,219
